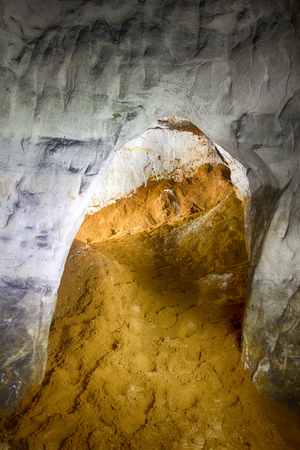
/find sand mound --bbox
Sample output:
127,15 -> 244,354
1,164 -> 300,450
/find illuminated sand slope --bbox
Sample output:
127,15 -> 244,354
1,164 -> 300,449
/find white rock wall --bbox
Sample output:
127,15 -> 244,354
0,136 -> 114,415
87,118 -> 249,214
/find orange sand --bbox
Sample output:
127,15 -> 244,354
1,164 -> 299,450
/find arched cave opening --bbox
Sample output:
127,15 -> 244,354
1,119 -> 300,449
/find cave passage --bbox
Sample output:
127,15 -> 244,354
1,0 -> 300,425
1,162 -> 300,450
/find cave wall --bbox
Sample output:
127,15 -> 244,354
87,118 -> 249,214
0,0 -> 300,414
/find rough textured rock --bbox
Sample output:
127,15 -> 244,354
0,0 -> 300,413
87,118 -> 249,214
0,137 -> 113,415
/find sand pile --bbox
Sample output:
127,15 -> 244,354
1,164 -> 300,450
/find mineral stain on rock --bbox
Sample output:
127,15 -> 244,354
1,165 -> 300,449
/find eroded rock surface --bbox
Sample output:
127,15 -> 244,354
0,137 -> 113,415
0,0 -> 300,412
87,118 -> 249,214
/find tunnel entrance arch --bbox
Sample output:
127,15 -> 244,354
3,119 -> 300,447
8,117 -> 286,448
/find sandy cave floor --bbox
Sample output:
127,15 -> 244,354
1,164 -> 300,450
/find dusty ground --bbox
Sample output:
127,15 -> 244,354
1,164 -> 300,450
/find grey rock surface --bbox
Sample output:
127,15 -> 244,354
0,0 -> 300,413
